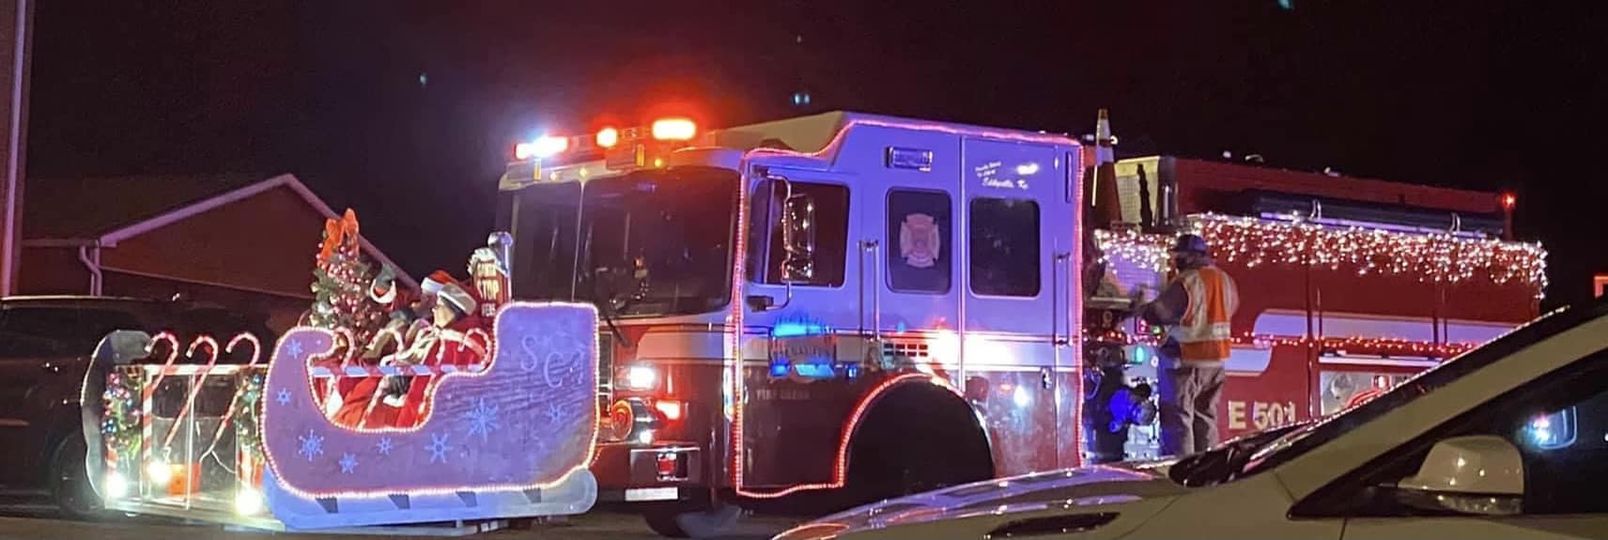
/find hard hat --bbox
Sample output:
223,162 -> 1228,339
1171,234 -> 1209,255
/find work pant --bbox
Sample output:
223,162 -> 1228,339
1158,363 -> 1226,457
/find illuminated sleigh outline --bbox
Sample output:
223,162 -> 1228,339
84,302 -> 601,531
262,301 -> 599,498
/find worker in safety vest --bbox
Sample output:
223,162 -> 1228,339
1135,233 -> 1239,456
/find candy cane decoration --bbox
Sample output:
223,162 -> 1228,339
139,332 -> 182,402
463,328 -> 493,358
360,325 -> 440,427
161,335 -> 221,450
197,333 -> 263,460
139,332 -> 182,469
317,328 -> 358,413
354,326 -> 408,429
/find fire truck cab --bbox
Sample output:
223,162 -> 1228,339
497,112 -> 1086,535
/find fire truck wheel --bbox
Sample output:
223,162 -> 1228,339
641,497 -> 741,538
49,435 -> 101,520
844,384 -> 994,506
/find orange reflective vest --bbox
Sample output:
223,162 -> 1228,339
1167,266 -> 1239,364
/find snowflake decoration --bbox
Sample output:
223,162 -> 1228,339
427,433 -> 451,464
276,388 -> 292,405
339,452 -> 359,474
462,398 -> 500,442
545,402 -> 567,424
297,430 -> 324,462
284,339 -> 304,359
376,437 -> 394,456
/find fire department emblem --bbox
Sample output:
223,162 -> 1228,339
899,213 -> 940,268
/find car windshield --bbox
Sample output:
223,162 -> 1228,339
1169,298 -> 1608,487
508,166 -> 738,318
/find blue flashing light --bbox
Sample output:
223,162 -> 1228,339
772,321 -> 830,338
793,362 -> 834,379
769,361 -> 791,378
1526,408 -> 1576,450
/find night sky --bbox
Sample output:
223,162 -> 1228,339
24,1 -> 1607,305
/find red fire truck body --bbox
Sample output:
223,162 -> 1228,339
1087,156 -> 1543,460
494,112 -> 1546,533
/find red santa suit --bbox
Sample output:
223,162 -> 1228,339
392,313 -> 490,427
331,271 -> 455,429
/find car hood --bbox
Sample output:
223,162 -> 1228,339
776,461 -> 1188,539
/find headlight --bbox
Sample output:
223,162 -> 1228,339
620,365 -> 658,391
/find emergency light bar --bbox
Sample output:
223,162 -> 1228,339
512,117 -> 698,163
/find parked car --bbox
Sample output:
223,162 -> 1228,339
0,296 -> 274,518
777,297 -> 1608,540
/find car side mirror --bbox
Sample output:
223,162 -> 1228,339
780,193 -> 816,283
1390,435 -> 1524,516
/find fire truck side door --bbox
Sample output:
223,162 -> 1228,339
739,169 -> 864,489
959,138 -> 1074,474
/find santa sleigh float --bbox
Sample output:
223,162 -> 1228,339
80,302 -> 601,532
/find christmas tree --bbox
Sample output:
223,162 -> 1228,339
308,210 -> 385,349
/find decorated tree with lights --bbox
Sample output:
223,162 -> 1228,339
308,210 -> 386,348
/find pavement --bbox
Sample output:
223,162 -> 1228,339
0,510 -> 801,540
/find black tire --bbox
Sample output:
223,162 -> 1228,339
641,498 -> 742,539
844,388 -> 994,507
642,505 -> 690,538
49,435 -> 101,520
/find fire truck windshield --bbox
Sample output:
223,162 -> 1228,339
508,167 -> 738,318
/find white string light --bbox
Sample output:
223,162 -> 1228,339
1095,214 -> 1547,297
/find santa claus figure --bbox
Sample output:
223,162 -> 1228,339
390,275 -> 490,427
333,271 -> 488,428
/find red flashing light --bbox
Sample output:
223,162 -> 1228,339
596,127 -> 620,149
1501,193 -> 1517,211
653,399 -> 684,422
651,117 -> 697,141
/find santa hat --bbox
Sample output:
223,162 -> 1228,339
436,280 -> 478,316
420,270 -> 455,296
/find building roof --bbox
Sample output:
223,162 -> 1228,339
25,174 -> 266,239
22,173 -> 415,286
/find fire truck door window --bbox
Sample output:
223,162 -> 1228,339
886,189 -> 953,294
748,180 -> 849,287
969,198 -> 1042,297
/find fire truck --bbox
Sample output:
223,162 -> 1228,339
1081,151 -> 1544,463
495,111 -> 1546,536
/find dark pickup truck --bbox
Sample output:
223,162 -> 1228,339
0,296 -> 273,518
